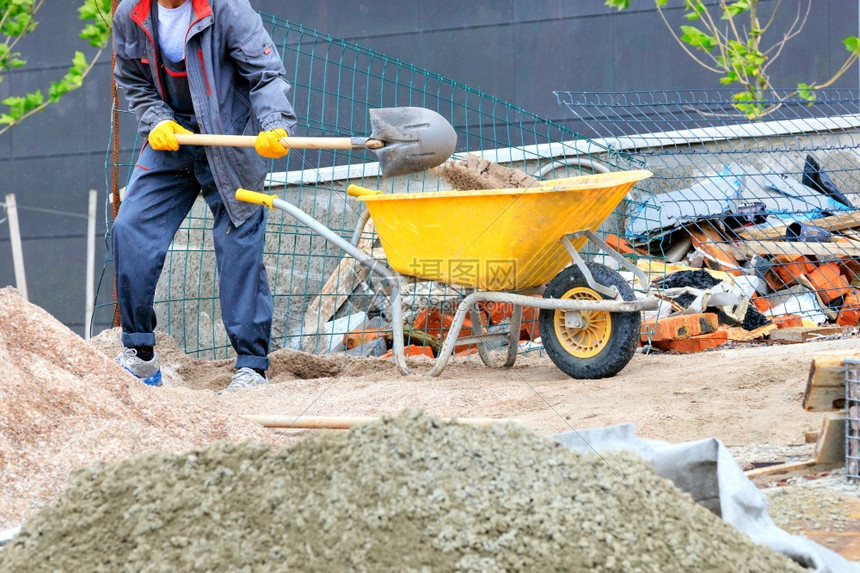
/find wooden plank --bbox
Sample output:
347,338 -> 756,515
743,459 -> 841,481
803,353 -> 860,412
736,210 -> 860,240
768,326 -> 843,344
737,240 -> 860,259
687,222 -> 746,272
241,414 -> 522,430
814,412 -> 847,464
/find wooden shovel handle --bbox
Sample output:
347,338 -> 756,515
174,133 -> 382,150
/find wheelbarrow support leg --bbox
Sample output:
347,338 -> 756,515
267,196 -> 410,375
470,304 -> 521,369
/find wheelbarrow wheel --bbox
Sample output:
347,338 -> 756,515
539,262 -> 640,379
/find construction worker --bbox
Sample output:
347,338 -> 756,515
111,0 -> 296,392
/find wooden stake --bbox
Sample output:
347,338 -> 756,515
813,412 -> 846,464
5,194 -> 27,301
241,414 -> 521,430
803,353 -> 860,412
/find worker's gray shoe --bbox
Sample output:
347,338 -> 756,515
218,367 -> 268,395
115,348 -> 162,387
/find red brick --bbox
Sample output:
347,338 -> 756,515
837,288 -> 860,326
455,346 -> 480,358
688,224 -> 743,276
834,238 -> 860,279
652,329 -> 728,353
806,262 -> 851,304
641,313 -> 719,342
476,299 -> 540,341
412,308 -> 485,352
477,301 -> 513,325
773,314 -> 803,329
752,294 -> 772,313
771,254 -> 816,288
343,328 -> 386,349
605,233 -> 648,256
519,306 -> 540,341
838,257 -> 860,280
381,344 -> 434,360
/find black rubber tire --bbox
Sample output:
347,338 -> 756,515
539,262 -> 640,379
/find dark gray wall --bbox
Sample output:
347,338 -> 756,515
0,0 -> 857,336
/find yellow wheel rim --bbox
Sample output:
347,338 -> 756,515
553,287 -> 612,359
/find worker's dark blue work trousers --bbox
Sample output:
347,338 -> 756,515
111,144 -> 272,371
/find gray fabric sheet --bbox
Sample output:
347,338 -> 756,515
554,423 -> 859,572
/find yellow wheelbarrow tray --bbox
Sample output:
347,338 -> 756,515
354,170 -> 654,290
236,169 -> 660,379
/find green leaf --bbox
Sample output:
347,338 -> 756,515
604,0 -> 630,10
78,0 -> 112,48
844,36 -> 860,55
680,25 -> 717,51
797,83 -> 817,103
723,0 -> 750,19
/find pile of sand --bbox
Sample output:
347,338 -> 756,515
0,287 -> 271,526
1,411 -> 803,571
434,153 -> 539,190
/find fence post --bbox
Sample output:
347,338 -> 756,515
5,193 -> 28,301
85,189 -> 98,340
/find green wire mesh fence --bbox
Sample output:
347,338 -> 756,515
96,13 -> 646,360
556,89 -> 860,343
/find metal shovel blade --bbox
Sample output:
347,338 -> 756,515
369,107 -> 457,177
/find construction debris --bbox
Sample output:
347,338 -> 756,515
0,412 -> 805,572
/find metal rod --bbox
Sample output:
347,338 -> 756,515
85,189 -> 97,340
5,194 -> 27,301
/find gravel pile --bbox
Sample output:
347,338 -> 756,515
1,411 -> 804,572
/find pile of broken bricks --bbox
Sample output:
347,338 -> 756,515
626,208 -> 860,354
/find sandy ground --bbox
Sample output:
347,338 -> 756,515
92,329 -> 856,452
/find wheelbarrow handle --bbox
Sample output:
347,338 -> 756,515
346,184 -> 382,198
175,133 -> 383,150
236,188 -> 278,208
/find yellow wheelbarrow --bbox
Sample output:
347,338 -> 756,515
237,169 -> 657,378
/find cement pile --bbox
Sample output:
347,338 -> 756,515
2,411 -> 804,572
0,287 -> 269,526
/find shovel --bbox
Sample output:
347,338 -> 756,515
174,106 -> 457,177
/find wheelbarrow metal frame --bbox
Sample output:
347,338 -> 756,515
271,195 -> 658,377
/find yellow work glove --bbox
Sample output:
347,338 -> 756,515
255,128 -> 289,158
148,120 -> 192,151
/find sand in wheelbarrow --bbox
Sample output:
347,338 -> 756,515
1,411 -> 804,572
435,153 -> 539,190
